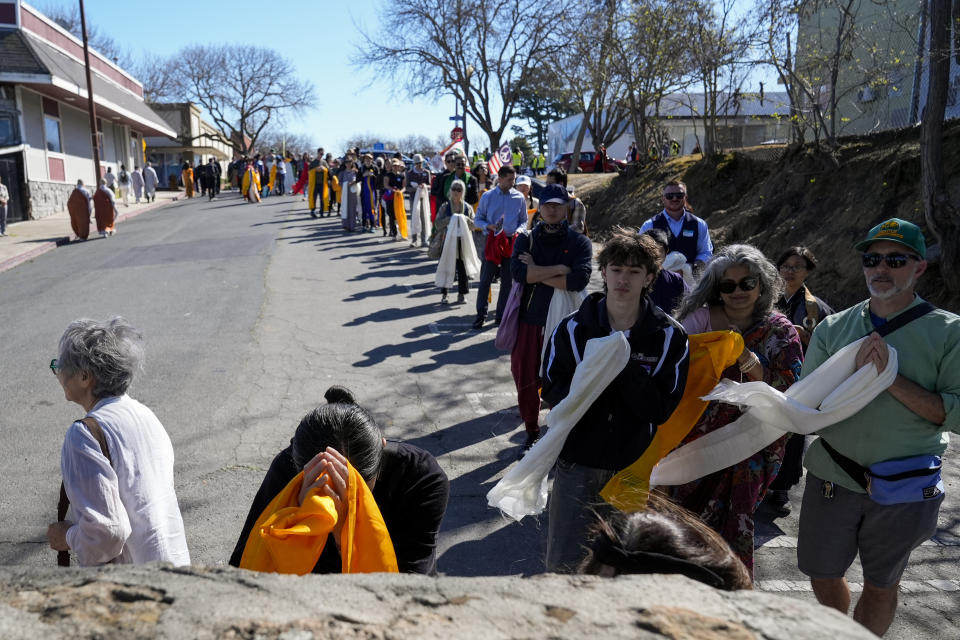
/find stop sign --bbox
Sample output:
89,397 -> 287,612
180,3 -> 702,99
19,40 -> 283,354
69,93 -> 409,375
450,127 -> 464,141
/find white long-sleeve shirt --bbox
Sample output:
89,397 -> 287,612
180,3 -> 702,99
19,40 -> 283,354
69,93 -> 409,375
61,395 -> 190,566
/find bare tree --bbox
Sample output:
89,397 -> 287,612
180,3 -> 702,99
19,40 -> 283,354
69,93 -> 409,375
920,0 -> 958,290
556,0 -> 628,171
685,0 -> 754,157
131,55 -> 180,103
611,0 -> 696,157
355,0 -> 567,150
256,128 -> 316,158
172,45 -> 315,156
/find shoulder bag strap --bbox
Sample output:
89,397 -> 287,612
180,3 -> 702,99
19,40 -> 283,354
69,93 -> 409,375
56,417 -> 112,567
869,301 -> 935,339
819,438 -> 869,492
803,286 -> 820,326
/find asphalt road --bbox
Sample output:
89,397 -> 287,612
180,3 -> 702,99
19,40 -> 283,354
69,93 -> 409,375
0,192 -> 955,638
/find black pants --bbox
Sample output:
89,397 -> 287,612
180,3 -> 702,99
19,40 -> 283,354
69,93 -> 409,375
381,197 -> 397,236
769,434 -> 804,491
311,186 -> 325,213
441,256 -> 469,296
276,174 -> 285,195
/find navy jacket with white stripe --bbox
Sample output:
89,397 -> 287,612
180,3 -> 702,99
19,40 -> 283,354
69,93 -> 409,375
542,292 -> 690,471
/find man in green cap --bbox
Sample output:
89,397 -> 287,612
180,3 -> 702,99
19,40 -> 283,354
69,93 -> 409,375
796,218 -> 960,636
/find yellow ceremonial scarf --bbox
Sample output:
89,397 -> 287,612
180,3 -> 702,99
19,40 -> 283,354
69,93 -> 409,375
331,176 -> 341,202
393,190 -> 408,239
268,165 -> 277,191
239,463 -> 398,575
600,331 -> 744,513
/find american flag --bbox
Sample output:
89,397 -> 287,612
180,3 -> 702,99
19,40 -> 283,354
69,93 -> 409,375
487,142 -> 512,175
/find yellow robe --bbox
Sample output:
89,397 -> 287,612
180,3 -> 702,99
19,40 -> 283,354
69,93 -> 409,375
331,175 -> 341,203
239,463 -> 398,575
242,167 -> 261,203
600,331 -> 744,513
308,166 -> 329,212
268,165 -> 277,193
393,190 -> 408,239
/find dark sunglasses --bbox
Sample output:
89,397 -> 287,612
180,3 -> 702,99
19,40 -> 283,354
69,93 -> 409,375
663,192 -> 685,201
861,252 -> 920,269
718,277 -> 759,294
451,187 -> 463,192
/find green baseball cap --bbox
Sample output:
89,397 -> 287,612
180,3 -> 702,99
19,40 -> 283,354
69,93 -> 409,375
854,218 -> 926,259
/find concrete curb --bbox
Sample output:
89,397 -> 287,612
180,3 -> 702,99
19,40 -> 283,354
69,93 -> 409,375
0,197 -> 173,275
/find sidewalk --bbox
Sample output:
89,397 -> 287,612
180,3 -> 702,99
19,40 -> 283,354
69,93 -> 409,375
0,189 -> 184,274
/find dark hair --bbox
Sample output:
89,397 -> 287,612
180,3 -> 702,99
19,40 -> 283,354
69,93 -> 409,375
547,167 -> 568,187
497,164 -> 516,177
598,226 -> 663,279
643,228 -> 670,256
663,180 -> 693,212
776,246 -> 818,271
324,385 -> 357,405
290,404 -> 384,481
579,496 -> 752,590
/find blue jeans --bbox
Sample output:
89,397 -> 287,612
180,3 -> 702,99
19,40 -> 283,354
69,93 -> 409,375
546,458 -> 615,573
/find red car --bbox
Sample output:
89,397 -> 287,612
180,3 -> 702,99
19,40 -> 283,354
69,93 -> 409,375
553,151 -> 625,173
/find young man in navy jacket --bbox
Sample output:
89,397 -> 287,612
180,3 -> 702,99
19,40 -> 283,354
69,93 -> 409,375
540,227 -> 690,572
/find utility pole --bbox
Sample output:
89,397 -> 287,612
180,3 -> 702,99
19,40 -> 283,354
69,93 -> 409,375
78,0 -> 101,183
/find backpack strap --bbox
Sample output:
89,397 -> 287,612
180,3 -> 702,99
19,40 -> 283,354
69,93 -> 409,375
869,301 -> 935,339
56,417 -> 111,567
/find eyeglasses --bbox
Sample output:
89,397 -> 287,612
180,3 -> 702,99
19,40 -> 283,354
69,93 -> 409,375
861,252 -> 920,269
718,277 -> 759,294
50,358 -> 60,375
663,192 -> 685,201
451,187 -> 463,192
779,264 -> 807,273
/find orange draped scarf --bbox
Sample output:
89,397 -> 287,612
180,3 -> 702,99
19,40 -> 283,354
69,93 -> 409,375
600,331 -> 744,512
239,463 -> 398,574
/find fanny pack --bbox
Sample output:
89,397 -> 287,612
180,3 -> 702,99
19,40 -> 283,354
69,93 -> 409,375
821,439 -> 943,505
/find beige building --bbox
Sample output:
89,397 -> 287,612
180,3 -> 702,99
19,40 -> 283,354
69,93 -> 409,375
0,0 -> 175,220
144,102 -> 232,188
796,0 -> 959,137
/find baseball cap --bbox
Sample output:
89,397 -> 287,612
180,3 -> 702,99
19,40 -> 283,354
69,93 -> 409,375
854,218 -> 926,258
541,183 -> 569,204
515,175 -> 531,187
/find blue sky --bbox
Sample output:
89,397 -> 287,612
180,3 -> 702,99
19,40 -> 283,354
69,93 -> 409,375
43,0 -> 774,155
50,0 -> 466,153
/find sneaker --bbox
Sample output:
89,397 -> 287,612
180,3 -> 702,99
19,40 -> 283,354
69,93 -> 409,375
472,315 -> 484,330
765,489 -> 791,515
456,294 -> 466,304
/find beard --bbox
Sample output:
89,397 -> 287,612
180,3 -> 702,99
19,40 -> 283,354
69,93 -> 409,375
867,272 -> 915,300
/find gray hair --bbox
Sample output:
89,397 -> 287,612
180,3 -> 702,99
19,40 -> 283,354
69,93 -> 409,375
57,317 -> 144,399
449,179 -> 466,194
675,244 -> 783,322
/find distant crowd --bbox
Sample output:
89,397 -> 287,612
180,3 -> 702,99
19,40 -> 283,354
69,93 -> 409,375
47,143 -> 959,638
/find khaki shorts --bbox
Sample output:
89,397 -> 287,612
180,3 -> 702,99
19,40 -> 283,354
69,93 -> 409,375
797,473 -> 943,588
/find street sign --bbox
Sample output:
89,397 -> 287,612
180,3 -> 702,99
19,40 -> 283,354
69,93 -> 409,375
373,142 -> 385,151
450,127 -> 464,141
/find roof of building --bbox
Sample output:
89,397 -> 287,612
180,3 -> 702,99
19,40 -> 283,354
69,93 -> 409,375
0,27 -> 174,137
657,91 -> 792,118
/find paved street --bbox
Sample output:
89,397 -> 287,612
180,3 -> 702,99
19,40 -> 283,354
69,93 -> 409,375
0,193 -> 956,638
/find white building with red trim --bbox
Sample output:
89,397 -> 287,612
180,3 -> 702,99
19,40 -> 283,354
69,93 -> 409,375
0,0 -> 175,221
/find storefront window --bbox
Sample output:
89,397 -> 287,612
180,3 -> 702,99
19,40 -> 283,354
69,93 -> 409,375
44,115 -> 61,153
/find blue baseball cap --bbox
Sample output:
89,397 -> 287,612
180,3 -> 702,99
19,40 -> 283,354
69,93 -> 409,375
540,183 -> 569,204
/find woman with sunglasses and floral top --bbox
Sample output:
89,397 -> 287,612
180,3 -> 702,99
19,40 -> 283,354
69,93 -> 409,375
666,244 -> 803,577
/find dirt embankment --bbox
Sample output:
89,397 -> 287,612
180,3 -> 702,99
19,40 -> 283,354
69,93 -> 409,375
582,121 -> 960,313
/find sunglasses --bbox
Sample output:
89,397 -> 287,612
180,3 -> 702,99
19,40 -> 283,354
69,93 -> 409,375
451,187 -> 463,192
50,358 -> 60,375
663,192 -> 685,201
861,252 -> 920,269
718,277 -> 759,294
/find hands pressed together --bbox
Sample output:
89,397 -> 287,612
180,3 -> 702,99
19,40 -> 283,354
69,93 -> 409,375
855,332 -> 890,374
298,447 -> 351,549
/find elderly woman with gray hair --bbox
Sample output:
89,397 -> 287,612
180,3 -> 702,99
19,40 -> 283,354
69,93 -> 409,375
46,317 -> 190,567
666,244 -> 802,576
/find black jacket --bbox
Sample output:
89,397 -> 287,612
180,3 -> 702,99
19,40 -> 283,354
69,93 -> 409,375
229,441 -> 449,575
541,292 -> 690,471
510,222 -> 592,326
